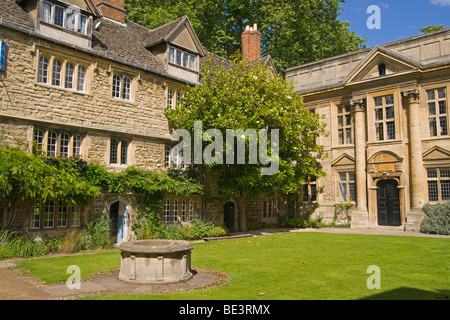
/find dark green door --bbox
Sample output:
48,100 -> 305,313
377,180 -> 400,226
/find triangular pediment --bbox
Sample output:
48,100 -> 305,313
64,0 -> 101,16
344,47 -> 422,84
423,146 -> 450,162
167,17 -> 205,55
331,153 -> 355,167
146,16 -> 205,56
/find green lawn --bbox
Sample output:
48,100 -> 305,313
16,232 -> 450,300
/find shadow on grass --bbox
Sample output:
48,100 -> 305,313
360,287 -> 450,300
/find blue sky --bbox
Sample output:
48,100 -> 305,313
339,0 -> 450,48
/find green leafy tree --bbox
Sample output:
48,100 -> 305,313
125,0 -> 366,71
165,57 -> 326,231
420,25 -> 445,34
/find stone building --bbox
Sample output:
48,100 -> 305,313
0,0 -> 284,241
285,28 -> 450,231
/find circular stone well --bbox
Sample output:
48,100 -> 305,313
118,240 -> 194,284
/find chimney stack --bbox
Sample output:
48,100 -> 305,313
241,23 -> 261,62
94,0 -> 126,24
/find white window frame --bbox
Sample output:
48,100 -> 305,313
181,200 -> 186,222
60,133 -> 70,157
110,139 -> 129,165
77,65 -> 86,92
374,95 -> 395,141
71,206 -> 80,227
33,129 -> 44,153
188,200 -> 194,221
163,200 -> 170,223
53,5 -> 65,27
38,56 -> 49,83
168,46 -> 197,71
427,88 -> 448,137
41,1 -> 89,35
58,204 -> 68,227
165,145 -> 171,167
167,88 -> 174,109
38,53 -> 88,92
30,200 -> 41,229
73,134 -> 82,156
65,62 -> 74,89
112,73 -> 132,101
427,167 -> 450,202
44,201 -> 55,228
337,105 -> 353,145
172,200 -> 178,222
47,131 -> 58,156
338,172 -> 356,202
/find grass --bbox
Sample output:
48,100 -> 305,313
17,250 -> 120,284
15,232 -> 450,300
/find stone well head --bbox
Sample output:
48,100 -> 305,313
118,240 -> 194,284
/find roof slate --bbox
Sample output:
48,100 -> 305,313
1,0 -> 273,79
91,18 -> 165,73
0,0 -> 35,30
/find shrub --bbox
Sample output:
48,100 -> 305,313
87,214 -> 113,249
132,211 -> 228,241
0,233 -> 55,259
132,207 -> 167,239
278,215 -> 326,229
61,229 -> 87,253
332,201 -> 353,226
421,202 -> 450,235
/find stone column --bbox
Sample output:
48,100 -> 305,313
351,98 -> 369,228
403,89 -> 425,230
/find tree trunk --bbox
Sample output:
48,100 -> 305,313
1,205 -> 8,230
1,203 -> 15,231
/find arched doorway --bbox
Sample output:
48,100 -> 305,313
223,201 -> 236,233
377,180 -> 400,226
109,200 -> 129,244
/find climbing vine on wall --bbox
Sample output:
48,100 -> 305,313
0,145 -> 204,230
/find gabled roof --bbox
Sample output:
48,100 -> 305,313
145,15 -> 206,56
343,46 -> 422,85
83,0 -> 102,17
92,18 -> 166,73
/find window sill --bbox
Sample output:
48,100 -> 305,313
39,20 -> 90,39
331,144 -> 354,150
168,62 -> 198,73
108,164 -> 129,168
367,139 -> 403,146
109,96 -> 135,105
35,82 -> 89,96
422,136 -> 450,142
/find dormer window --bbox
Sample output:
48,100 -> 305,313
168,46 -> 197,71
40,1 -> 88,35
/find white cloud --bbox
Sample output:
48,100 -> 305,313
430,0 -> 450,6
